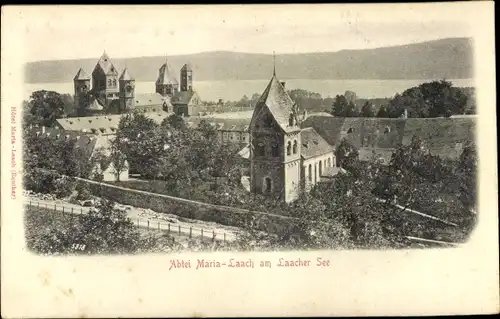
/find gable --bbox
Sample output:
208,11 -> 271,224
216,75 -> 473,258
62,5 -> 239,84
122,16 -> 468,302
250,104 -> 281,133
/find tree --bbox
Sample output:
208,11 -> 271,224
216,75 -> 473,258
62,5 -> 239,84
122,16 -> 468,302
344,101 -> 358,117
331,95 -> 348,117
386,80 -> 468,118
376,105 -> 389,118
109,142 -> 128,182
28,90 -> 67,127
455,142 -> 477,212
28,200 -> 174,255
334,138 -> 359,170
360,101 -> 376,117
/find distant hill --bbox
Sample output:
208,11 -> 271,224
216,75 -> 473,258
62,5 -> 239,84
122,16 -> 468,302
25,38 -> 473,83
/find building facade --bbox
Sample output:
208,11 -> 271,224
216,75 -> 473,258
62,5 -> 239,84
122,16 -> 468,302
249,71 -> 336,202
73,53 -> 200,117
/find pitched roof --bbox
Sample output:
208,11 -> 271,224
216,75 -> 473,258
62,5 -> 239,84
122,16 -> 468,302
171,91 -> 195,105
119,68 -> 134,81
251,74 -> 299,133
55,111 -> 171,134
156,59 -> 179,85
88,98 -> 104,111
134,93 -> 165,107
300,127 -> 333,159
187,117 -> 250,132
74,68 -> 90,81
94,52 -> 119,75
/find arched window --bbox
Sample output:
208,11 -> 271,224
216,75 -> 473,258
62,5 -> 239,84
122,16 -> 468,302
384,126 -> 391,134
112,79 -> 117,87
293,140 -> 298,154
286,141 -> 292,156
108,79 -> 112,86
319,161 -> 323,177
327,158 -> 331,167
347,127 -> 354,133
264,177 -> 272,193
308,164 -> 312,181
255,142 -> 265,156
271,143 -> 279,157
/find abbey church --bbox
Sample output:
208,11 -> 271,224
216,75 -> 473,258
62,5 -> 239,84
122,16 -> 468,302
73,52 -> 202,116
249,68 -> 336,203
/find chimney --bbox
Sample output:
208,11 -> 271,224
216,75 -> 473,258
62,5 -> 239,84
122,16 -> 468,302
280,82 -> 286,88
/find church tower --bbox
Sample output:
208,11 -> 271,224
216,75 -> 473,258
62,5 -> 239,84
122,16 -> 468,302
180,63 -> 193,92
74,68 -> 91,115
92,51 -> 119,107
119,68 -> 135,112
156,56 -> 179,97
249,56 -> 302,203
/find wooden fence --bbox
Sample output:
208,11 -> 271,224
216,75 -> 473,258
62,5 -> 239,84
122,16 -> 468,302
25,200 -> 236,243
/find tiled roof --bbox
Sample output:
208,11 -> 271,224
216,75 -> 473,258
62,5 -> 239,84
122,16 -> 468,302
302,114 -> 475,161
300,127 -> 333,159
171,91 -> 195,105
252,74 -> 298,133
156,59 -> 179,85
94,52 -> 118,75
74,68 -> 90,81
119,68 -> 134,81
186,117 -> 250,132
134,93 -> 165,107
56,111 -> 170,134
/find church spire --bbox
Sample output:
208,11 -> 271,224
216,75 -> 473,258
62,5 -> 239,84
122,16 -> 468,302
273,51 -> 276,76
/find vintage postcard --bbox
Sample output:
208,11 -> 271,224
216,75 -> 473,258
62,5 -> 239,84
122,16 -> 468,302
1,3 -> 498,317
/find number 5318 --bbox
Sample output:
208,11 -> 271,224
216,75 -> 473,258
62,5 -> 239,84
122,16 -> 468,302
71,244 -> 86,251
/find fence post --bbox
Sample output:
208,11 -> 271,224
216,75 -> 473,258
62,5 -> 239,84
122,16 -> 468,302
212,230 -> 216,241
158,222 -> 160,230
178,225 -> 181,235
168,223 -> 170,234
62,206 -> 65,214
201,228 -> 203,238
54,204 -> 57,212
38,202 -> 40,209
189,227 -> 192,238
224,233 -> 226,242
71,207 -> 74,214
81,208 -> 83,214
147,220 -> 150,229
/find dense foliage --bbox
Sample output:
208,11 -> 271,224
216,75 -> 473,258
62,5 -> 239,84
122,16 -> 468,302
25,200 -> 182,255
25,90 -> 74,127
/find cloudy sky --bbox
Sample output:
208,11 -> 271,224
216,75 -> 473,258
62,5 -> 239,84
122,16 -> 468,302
16,4 -> 476,62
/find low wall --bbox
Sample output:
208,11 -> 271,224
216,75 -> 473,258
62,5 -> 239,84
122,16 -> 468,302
77,177 -> 299,234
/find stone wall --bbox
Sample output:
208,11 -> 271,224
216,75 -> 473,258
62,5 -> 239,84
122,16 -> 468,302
77,177 -> 298,234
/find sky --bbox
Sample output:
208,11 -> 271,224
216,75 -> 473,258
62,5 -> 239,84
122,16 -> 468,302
14,4 -> 476,62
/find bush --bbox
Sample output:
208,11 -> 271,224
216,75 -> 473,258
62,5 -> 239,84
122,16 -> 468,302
53,175 -> 77,199
75,182 -> 92,201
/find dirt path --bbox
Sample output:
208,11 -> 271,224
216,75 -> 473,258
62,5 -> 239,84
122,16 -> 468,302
25,197 -> 240,242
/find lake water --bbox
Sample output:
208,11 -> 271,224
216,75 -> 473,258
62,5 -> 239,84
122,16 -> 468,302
23,78 -> 475,102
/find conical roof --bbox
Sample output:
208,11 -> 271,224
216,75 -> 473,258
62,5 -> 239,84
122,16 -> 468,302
95,51 -> 118,75
251,74 -> 298,132
156,58 -> 178,85
74,68 -> 90,81
119,68 -> 134,81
